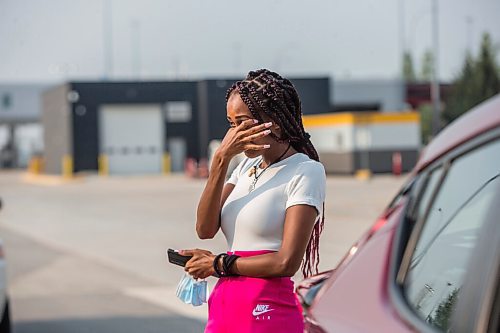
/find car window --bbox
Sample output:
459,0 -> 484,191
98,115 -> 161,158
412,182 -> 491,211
403,138 -> 500,331
408,166 -> 444,224
386,177 -> 416,211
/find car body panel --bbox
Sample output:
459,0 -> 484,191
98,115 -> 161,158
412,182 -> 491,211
307,202 -> 415,333
311,229 -> 411,332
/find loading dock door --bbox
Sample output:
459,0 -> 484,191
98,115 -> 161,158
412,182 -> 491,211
99,104 -> 164,175
167,137 -> 187,173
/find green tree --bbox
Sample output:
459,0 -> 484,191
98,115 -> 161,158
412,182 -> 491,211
421,50 -> 434,82
419,103 -> 433,144
429,288 -> 459,331
403,51 -> 416,82
443,52 -> 476,122
443,33 -> 500,124
476,34 -> 500,99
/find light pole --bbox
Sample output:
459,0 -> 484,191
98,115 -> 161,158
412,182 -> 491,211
408,8 -> 431,53
102,0 -> 113,80
399,0 -> 406,78
431,0 -> 441,136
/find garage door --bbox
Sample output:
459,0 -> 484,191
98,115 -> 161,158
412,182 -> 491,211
99,104 -> 164,175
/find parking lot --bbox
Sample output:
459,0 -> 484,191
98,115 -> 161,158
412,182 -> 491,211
0,171 -> 406,332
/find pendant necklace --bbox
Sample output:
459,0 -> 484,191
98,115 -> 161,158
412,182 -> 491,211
248,144 -> 291,192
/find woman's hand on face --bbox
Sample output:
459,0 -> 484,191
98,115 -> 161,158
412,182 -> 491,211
179,248 -> 216,280
217,119 -> 273,160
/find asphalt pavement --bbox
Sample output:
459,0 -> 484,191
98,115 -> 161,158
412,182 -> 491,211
0,170 -> 407,332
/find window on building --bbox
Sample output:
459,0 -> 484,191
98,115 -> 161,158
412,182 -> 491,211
164,101 -> 192,122
2,93 -> 12,110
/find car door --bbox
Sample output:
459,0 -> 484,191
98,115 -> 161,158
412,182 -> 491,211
389,128 -> 500,333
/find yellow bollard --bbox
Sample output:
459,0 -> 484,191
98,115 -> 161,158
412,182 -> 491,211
162,153 -> 171,175
62,155 -> 73,178
98,154 -> 109,176
28,157 -> 43,174
355,169 -> 372,181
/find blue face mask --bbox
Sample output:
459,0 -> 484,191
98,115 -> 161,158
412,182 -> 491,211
175,274 -> 208,307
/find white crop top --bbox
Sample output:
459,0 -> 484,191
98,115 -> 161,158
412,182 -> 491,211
220,152 -> 326,252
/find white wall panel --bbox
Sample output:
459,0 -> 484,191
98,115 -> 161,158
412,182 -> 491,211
307,122 -> 420,152
308,125 -> 354,152
356,123 -> 421,150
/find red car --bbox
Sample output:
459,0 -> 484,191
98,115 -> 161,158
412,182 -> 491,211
297,94 -> 500,333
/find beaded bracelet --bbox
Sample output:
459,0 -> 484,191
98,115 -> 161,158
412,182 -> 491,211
213,253 -> 227,277
213,253 -> 241,277
222,254 -> 240,276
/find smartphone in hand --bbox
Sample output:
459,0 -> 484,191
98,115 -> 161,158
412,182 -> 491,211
167,248 -> 193,267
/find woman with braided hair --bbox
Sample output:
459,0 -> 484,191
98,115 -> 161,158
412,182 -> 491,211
179,69 -> 326,333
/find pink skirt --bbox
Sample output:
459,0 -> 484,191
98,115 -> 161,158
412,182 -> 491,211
204,250 -> 304,333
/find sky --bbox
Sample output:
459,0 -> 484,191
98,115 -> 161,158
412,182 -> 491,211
0,0 -> 499,83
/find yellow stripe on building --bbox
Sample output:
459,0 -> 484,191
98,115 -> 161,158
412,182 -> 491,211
303,111 -> 420,127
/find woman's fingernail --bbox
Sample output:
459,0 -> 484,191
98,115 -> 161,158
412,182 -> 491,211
263,144 -> 271,149
265,122 -> 272,128
263,129 -> 271,135
253,119 -> 259,124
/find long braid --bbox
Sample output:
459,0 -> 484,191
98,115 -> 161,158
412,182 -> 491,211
226,69 -> 326,278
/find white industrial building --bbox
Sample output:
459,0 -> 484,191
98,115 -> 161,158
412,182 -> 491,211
303,111 -> 421,174
0,84 -> 49,168
1,78 -> 421,175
